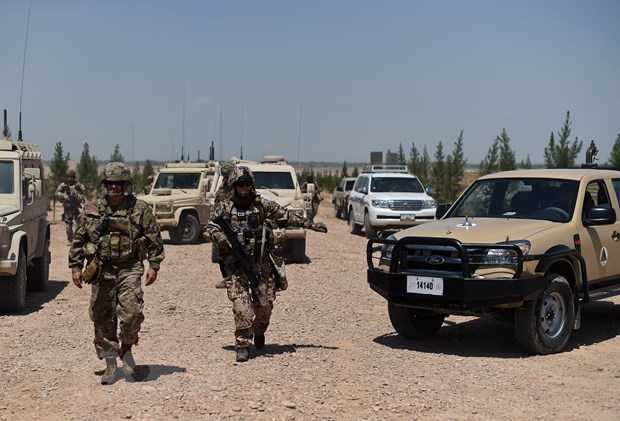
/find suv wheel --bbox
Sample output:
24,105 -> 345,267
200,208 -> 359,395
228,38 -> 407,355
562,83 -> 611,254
27,236 -> 50,291
364,212 -> 378,238
0,248 -> 27,312
349,210 -> 361,235
514,273 -> 575,355
334,203 -> 342,219
172,214 -> 201,244
388,303 -> 445,339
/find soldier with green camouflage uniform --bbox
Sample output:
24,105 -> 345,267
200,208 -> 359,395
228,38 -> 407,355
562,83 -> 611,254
55,168 -> 86,244
68,162 -> 165,384
204,166 -> 327,362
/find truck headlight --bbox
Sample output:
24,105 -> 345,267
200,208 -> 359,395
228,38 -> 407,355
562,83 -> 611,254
371,199 -> 391,208
422,200 -> 437,209
479,241 -> 530,265
157,203 -> 173,213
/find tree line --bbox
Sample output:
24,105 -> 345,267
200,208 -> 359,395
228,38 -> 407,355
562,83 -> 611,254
42,110 -> 620,207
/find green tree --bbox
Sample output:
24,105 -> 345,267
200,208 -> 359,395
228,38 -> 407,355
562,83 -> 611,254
341,161 -> 349,177
408,142 -> 420,176
133,162 -> 144,194
419,145 -> 431,187
77,142 -> 101,199
498,128 -> 516,171
397,143 -> 406,165
110,144 -> 124,162
520,154 -> 532,169
608,133 -> 620,166
49,141 -> 70,203
544,111 -> 583,167
351,166 -> 359,177
479,137 -> 500,176
446,131 -> 466,201
431,141 -> 446,203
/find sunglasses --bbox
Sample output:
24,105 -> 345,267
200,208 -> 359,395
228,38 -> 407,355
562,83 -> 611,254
236,181 -> 253,188
105,181 -> 124,186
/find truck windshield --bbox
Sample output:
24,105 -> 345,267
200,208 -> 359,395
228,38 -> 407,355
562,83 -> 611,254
450,178 -> 579,222
154,173 -> 201,189
370,177 -> 424,193
0,161 -> 14,194
253,171 -> 295,189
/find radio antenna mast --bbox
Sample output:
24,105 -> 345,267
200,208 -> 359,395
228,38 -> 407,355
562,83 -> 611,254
296,104 -> 303,171
18,0 -> 33,141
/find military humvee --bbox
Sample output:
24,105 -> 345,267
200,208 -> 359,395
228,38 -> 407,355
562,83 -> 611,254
0,111 -> 50,312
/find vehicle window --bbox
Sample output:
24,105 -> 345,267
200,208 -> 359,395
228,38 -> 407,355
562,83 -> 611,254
253,171 -> 295,189
0,161 -> 14,194
611,179 -> 620,207
370,177 -> 424,193
450,178 -> 578,222
154,173 -> 201,189
345,180 -> 355,190
354,176 -> 368,193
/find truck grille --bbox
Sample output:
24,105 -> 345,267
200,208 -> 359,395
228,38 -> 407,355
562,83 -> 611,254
389,200 -> 424,211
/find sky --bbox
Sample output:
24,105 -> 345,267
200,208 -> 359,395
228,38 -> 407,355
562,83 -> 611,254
1,0 -> 619,167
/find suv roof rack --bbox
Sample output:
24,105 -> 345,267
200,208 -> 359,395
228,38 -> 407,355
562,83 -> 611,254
363,164 -> 408,174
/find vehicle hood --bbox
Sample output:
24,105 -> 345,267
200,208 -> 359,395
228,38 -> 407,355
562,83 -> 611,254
257,191 -> 297,208
392,217 -> 563,243
142,191 -> 200,204
0,205 -> 19,222
367,192 -> 432,201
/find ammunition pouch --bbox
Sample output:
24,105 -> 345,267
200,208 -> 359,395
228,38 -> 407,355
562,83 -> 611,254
83,256 -> 101,284
98,233 -> 135,262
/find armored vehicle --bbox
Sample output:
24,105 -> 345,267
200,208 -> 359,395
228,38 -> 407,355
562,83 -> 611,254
367,147 -> 620,354
0,111 -> 50,312
142,161 -> 222,244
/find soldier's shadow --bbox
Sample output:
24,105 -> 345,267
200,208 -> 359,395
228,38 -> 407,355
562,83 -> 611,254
94,364 -> 186,383
223,342 -> 338,358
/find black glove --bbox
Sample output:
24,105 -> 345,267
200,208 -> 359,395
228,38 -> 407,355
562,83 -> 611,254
310,222 -> 328,233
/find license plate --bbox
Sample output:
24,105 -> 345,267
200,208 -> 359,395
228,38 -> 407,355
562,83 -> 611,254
400,214 -> 415,221
407,276 -> 444,296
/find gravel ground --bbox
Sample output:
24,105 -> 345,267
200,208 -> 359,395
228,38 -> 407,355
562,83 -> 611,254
1,199 -> 620,420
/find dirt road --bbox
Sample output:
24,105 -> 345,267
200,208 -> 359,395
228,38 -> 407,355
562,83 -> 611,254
1,200 -> 619,420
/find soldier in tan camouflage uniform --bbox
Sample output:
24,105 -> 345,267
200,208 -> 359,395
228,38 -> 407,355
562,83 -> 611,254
204,166 -> 327,362
213,161 -> 237,288
55,168 -> 86,244
68,162 -> 165,384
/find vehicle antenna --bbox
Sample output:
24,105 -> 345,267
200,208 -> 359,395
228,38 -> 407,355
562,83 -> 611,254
296,104 -> 303,172
18,0 -> 33,141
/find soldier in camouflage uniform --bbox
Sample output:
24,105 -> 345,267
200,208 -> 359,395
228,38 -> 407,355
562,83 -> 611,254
55,168 -> 86,244
68,162 -> 165,385
213,161 -> 237,288
204,166 -> 327,362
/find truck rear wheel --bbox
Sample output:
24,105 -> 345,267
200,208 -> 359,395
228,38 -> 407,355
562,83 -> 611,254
287,238 -> 306,263
0,248 -> 27,313
27,236 -> 50,291
349,211 -> 361,235
514,273 -> 574,355
388,303 -> 445,339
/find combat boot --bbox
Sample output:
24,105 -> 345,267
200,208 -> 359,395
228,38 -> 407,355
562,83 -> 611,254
101,357 -> 118,385
254,334 -> 265,350
119,343 -> 136,375
215,279 -> 227,289
235,347 -> 250,362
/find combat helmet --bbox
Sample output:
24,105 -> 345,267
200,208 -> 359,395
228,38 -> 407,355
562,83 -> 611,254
66,168 -> 77,178
228,166 -> 254,187
220,162 -> 236,185
101,162 -> 133,184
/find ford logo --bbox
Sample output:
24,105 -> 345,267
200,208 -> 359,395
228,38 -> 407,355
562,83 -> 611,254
425,256 -> 445,265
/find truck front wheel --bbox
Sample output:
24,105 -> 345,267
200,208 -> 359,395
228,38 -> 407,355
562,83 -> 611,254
0,248 -> 27,313
514,273 -> 575,355
388,303 -> 445,339
172,214 -> 201,244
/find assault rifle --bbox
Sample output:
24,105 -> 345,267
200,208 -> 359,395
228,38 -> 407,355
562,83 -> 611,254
214,214 -> 261,290
63,185 -> 81,208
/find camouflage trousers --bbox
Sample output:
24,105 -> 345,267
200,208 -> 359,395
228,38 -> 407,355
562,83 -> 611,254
224,262 -> 277,349
62,206 -> 80,242
89,260 -> 145,359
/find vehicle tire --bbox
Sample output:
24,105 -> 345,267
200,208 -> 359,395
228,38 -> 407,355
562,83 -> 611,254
364,212 -> 378,238
349,210 -> 361,235
342,202 -> 349,221
287,238 -> 306,263
172,214 -> 201,244
514,273 -> 575,355
0,248 -> 27,313
388,302 -> 445,339
27,236 -> 50,291
335,203 -> 342,219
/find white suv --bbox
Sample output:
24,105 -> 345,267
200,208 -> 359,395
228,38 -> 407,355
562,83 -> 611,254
348,165 -> 436,238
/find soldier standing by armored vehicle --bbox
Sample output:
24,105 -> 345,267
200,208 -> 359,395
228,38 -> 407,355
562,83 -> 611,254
68,162 -> 165,384
301,174 -> 323,222
55,168 -> 86,244
205,166 -> 328,362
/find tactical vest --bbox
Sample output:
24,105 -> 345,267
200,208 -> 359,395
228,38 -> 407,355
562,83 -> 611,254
224,199 -> 269,258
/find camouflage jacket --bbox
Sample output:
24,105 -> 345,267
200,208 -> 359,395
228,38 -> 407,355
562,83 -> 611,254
68,195 -> 165,272
55,182 -> 86,209
205,193 -> 313,264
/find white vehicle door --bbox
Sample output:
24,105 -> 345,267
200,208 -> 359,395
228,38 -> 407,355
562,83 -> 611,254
350,176 -> 368,223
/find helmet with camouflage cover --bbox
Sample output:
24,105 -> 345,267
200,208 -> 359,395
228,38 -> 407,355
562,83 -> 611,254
101,162 -> 133,184
220,162 -> 236,185
228,165 -> 254,187
66,168 -> 77,178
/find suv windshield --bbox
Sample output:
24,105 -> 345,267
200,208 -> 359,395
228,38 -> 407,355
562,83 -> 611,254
450,178 -> 579,222
254,171 -> 295,189
0,161 -> 14,194
154,173 -> 201,189
370,176 -> 424,193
